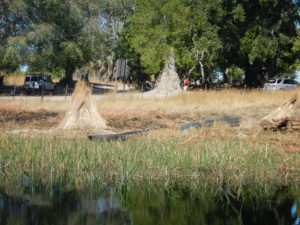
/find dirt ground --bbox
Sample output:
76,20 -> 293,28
0,90 -> 299,148
0,107 -> 212,132
0,102 -> 251,138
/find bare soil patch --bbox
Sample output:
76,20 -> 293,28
0,108 -> 62,130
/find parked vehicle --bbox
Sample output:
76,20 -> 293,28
263,78 -> 299,91
24,74 -> 56,93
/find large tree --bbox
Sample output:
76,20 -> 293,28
2,0 -> 299,87
122,0 -> 299,86
2,0 -> 129,85
28,0 -> 111,85
219,0 -> 300,87
292,28 -> 300,71
0,0 -> 28,73
122,0 -> 222,82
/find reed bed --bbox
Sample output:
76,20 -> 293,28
0,129 -> 299,192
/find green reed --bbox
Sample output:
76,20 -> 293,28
0,134 -> 299,192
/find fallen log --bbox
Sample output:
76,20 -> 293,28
180,117 -> 240,132
88,129 -> 149,141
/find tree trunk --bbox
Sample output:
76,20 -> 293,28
0,71 -> 3,88
188,65 -> 195,77
244,63 -> 263,88
266,59 -> 276,80
223,68 -> 229,83
65,64 -> 75,87
198,50 -> 205,83
80,72 -> 89,85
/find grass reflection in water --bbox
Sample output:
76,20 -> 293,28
0,185 -> 300,225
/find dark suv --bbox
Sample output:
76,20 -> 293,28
24,74 -> 56,93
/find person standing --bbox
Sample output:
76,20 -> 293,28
183,77 -> 189,91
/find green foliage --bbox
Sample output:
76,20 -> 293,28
227,66 -> 245,82
220,0 -> 299,86
123,0 -> 222,79
292,28 -> 300,71
124,0 -> 171,74
1,0 -> 299,85
122,0 -> 297,85
0,0 -> 27,72
1,0 -> 128,83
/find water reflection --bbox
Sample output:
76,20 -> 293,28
0,188 -> 129,225
291,202 -> 300,225
0,187 -> 299,225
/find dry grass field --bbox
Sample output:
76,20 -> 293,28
0,88 -> 299,192
1,88 -> 300,154
0,88 -> 299,136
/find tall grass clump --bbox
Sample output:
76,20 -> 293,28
0,133 -> 299,193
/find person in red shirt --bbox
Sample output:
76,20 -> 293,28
183,77 -> 189,91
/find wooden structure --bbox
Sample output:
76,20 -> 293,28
287,117 -> 300,130
260,93 -> 300,130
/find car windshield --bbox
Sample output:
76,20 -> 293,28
266,79 -> 276,84
31,77 -> 38,81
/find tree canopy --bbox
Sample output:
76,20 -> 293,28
122,0 -> 299,86
0,0 -> 28,72
1,0 -> 133,84
224,0 -> 300,86
122,0 -> 222,83
1,0 -> 299,87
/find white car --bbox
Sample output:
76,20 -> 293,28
24,74 -> 56,93
263,78 -> 299,91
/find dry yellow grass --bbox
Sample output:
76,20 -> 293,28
3,88 -> 300,118
97,89 -> 300,127
3,73 -> 61,85
99,89 -> 298,110
3,74 -> 25,86
1,89 -> 299,139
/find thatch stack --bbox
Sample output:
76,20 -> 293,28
142,48 -> 182,98
153,49 -> 182,95
57,79 -> 110,132
260,93 -> 300,130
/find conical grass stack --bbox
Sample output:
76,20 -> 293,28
57,80 -> 109,132
143,49 -> 182,98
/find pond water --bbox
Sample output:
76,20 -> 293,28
0,186 -> 300,225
